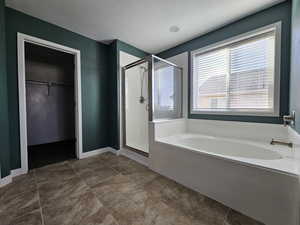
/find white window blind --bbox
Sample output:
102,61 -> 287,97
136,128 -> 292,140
191,29 -> 278,115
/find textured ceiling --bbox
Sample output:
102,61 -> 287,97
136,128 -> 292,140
6,0 -> 285,53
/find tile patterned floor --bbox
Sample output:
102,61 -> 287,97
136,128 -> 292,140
0,152 -> 264,225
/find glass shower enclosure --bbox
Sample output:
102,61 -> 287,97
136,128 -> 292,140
122,55 -> 183,155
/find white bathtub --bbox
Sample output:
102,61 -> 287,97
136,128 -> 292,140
161,133 -> 282,160
149,120 -> 300,225
157,133 -> 300,176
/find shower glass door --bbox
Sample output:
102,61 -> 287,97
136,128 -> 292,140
123,61 -> 149,154
122,55 -> 183,156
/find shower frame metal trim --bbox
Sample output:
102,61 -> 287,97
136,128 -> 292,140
121,55 -> 152,157
121,55 -> 183,157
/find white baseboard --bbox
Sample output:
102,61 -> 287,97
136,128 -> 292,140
0,147 -> 116,188
95,147 -> 149,167
108,148 -> 119,155
0,167 -> 27,188
1,146 -> 147,188
80,147 -> 113,159
0,175 -> 12,188
118,148 -> 149,167
11,168 -> 27,177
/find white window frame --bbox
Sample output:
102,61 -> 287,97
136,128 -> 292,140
190,22 -> 282,117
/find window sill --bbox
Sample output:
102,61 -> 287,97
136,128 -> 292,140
190,110 -> 279,117
189,113 -> 283,124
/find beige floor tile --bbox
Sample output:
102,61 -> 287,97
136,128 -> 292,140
38,176 -> 90,207
188,197 -> 229,225
0,153 -> 265,225
92,174 -> 138,208
8,209 -> 43,225
98,153 -> 131,168
69,155 -> 107,172
112,159 -> 149,175
0,190 -> 40,220
160,178 -> 229,225
225,209 -> 264,225
76,166 -> 119,187
43,191 -> 118,225
110,197 -> 193,225
35,161 -> 77,185
0,171 -> 37,199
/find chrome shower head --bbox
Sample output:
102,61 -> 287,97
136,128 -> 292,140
140,66 -> 148,72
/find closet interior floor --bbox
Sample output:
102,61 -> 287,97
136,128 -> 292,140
28,140 -> 76,169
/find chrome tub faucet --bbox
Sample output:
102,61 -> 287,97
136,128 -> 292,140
270,139 -> 293,148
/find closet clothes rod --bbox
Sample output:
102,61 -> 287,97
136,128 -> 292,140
26,80 -> 73,87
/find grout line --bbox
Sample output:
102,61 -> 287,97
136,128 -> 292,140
27,153 -> 257,225
223,208 -> 231,225
1,172 -> 43,223
67,160 -> 122,186
68,158 -> 131,208
67,159 -> 122,225
1,172 -> 38,198
112,154 -> 235,225
33,170 -> 45,225
67,160 -> 115,194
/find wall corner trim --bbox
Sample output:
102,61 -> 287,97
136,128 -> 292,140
80,147 -> 114,159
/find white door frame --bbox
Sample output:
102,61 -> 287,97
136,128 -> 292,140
17,33 -> 83,174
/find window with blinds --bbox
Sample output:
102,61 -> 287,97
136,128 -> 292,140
191,24 -> 280,116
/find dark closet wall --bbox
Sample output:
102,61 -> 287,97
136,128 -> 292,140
25,43 -> 75,146
6,8 -> 110,170
0,0 -> 10,178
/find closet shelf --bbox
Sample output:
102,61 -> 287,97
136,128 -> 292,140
26,80 -> 73,87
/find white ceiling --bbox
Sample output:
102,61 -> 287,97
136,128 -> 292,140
6,0 -> 285,53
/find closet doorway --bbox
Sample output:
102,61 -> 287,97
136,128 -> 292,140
25,42 -> 76,169
18,34 -> 83,172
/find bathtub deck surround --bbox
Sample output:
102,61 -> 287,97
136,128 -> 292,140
149,119 -> 300,225
288,127 -> 300,161
154,119 -> 300,176
0,152 -> 264,225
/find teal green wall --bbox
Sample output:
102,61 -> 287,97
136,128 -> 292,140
158,1 -> 291,124
108,40 -> 148,149
5,8 -> 110,170
0,0 -> 10,178
290,0 -> 300,133
108,41 -> 118,149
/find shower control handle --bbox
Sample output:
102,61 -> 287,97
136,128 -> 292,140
283,111 -> 295,127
